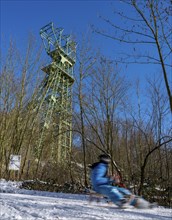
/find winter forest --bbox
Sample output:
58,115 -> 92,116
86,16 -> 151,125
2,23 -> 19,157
0,0 -> 172,208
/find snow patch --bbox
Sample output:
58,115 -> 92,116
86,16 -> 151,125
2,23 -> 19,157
0,179 -> 171,220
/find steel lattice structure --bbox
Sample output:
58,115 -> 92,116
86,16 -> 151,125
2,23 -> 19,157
36,22 -> 76,163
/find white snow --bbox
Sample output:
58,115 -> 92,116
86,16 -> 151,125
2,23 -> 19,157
0,179 -> 171,220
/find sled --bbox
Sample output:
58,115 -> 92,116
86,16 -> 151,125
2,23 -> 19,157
88,189 -> 106,203
87,190 -> 157,209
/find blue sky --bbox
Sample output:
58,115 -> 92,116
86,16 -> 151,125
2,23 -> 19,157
1,0 -> 171,112
1,1 -> 111,46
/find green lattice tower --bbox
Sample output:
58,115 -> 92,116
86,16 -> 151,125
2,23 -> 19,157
37,22 -> 76,163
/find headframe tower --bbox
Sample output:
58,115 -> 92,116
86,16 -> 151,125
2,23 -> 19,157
37,22 -> 76,163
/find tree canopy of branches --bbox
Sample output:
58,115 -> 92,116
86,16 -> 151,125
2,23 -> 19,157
94,0 -> 172,112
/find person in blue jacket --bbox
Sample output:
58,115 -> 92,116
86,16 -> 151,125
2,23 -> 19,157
90,154 -> 133,207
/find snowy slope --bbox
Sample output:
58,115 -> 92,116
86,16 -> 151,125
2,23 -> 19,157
0,179 -> 171,220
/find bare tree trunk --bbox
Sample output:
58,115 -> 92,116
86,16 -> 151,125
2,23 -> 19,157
138,137 -> 172,195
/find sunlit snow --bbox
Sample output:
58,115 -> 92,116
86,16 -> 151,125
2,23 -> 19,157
0,179 -> 171,220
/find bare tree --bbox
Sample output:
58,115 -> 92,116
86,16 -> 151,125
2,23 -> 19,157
94,0 -> 172,112
83,56 -> 129,176
122,74 -> 172,196
0,35 -> 44,179
73,32 -> 96,187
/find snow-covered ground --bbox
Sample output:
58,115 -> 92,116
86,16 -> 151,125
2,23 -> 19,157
0,179 -> 171,220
